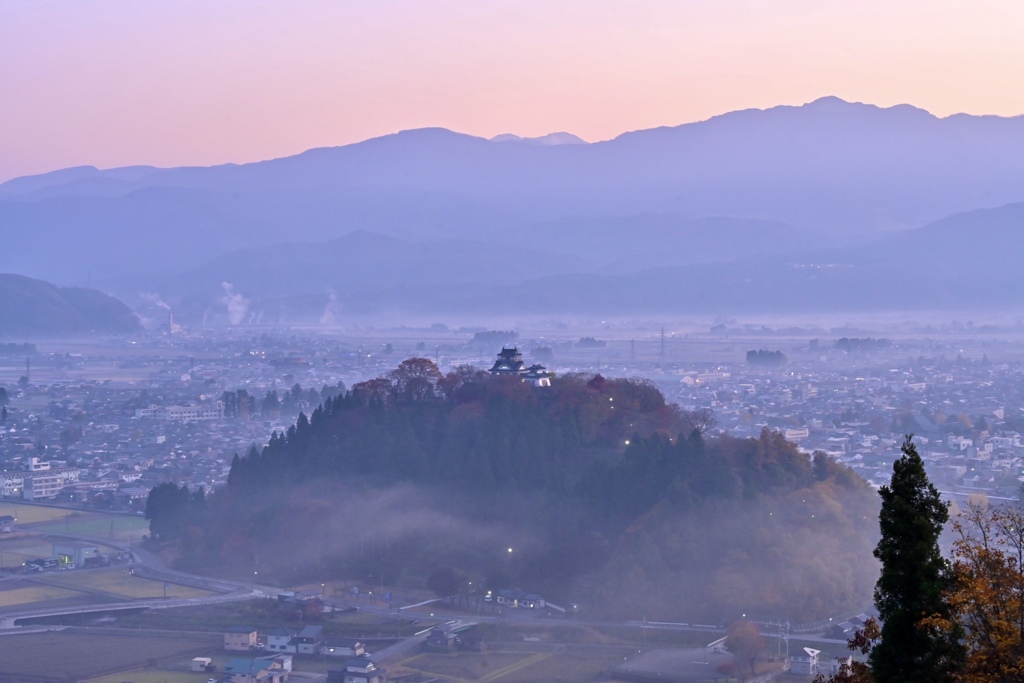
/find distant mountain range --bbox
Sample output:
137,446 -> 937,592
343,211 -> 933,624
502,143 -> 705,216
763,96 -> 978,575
2,96 -> 1024,323
0,274 -> 141,338
490,132 -> 588,145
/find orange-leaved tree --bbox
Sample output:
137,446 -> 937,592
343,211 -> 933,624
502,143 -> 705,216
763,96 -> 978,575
924,498 -> 1024,682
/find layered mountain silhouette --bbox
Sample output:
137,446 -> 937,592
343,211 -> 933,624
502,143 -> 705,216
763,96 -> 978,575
3,96 -> 1024,322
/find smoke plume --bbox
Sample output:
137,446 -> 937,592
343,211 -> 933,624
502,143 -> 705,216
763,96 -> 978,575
221,282 -> 250,325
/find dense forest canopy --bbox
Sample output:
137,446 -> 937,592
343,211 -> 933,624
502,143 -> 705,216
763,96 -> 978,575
148,358 -> 879,622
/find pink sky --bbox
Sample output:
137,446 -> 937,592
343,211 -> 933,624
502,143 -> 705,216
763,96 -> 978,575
2,0 -> 1024,182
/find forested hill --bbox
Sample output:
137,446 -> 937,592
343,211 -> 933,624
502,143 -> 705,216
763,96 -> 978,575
228,359 -> 687,493
152,359 -> 879,622
0,273 -> 140,337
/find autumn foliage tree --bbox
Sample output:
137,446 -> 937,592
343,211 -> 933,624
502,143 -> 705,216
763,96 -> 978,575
726,619 -> 765,677
926,499 -> 1024,682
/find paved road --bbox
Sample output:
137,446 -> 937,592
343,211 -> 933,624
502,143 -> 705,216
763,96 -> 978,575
0,531 -> 264,629
1,528 -> 855,649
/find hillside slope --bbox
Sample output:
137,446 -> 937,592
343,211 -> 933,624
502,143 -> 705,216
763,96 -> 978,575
0,274 -> 140,337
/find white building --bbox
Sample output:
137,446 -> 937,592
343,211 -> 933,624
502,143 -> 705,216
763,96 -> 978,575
3,466 -> 79,498
135,402 -> 224,422
790,647 -> 820,675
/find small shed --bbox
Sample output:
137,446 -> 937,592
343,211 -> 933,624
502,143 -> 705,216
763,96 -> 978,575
192,657 -> 213,672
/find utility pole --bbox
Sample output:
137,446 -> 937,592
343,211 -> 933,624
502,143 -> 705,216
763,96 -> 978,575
660,328 -> 665,361
630,339 -> 635,363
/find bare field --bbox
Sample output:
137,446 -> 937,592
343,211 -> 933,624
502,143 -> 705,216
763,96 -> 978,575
401,651 -> 547,682
88,653 -> 241,683
42,568 -> 216,600
30,511 -> 149,541
0,584 -> 81,608
0,630 -> 218,682
0,502 -> 149,544
494,651 -> 625,683
87,672 -> 215,683
0,503 -> 73,525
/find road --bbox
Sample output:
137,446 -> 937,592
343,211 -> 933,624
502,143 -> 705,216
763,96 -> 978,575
0,528 -> 854,655
0,531 -> 264,629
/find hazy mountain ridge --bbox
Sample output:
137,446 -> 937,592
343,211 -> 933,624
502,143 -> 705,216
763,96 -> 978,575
149,200 -> 1024,322
4,96 -> 1024,320
162,229 -> 591,296
0,274 -> 141,338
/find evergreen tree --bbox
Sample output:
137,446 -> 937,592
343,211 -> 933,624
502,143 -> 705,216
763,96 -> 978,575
870,435 -> 963,683
144,482 -> 190,541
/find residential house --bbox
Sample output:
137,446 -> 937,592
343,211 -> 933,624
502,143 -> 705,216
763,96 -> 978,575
426,625 -> 458,652
326,659 -> 387,683
457,628 -> 487,652
790,647 -> 821,675
224,625 -> 259,651
294,624 -> 324,655
223,657 -> 289,683
266,627 -> 297,653
257,654 -> 292,672
322,638 -> 366,657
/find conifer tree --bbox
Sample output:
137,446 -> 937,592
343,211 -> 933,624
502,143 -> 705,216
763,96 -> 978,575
870,435 -> 963,683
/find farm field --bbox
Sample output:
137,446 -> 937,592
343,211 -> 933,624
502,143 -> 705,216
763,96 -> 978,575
31,510 -> 148,540
0,502 -> 72,525
0,537 -> 55,568
0,630 -> 219,683
400,651 -> 549,682
40,568 -> 217,600
0,583 -> 82,608
491,651 -> 625,683
87,671 -> 215,683
0,502 -> 149,542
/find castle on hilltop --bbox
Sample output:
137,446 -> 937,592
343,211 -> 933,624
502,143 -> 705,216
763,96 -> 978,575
488,347 -> 553,387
